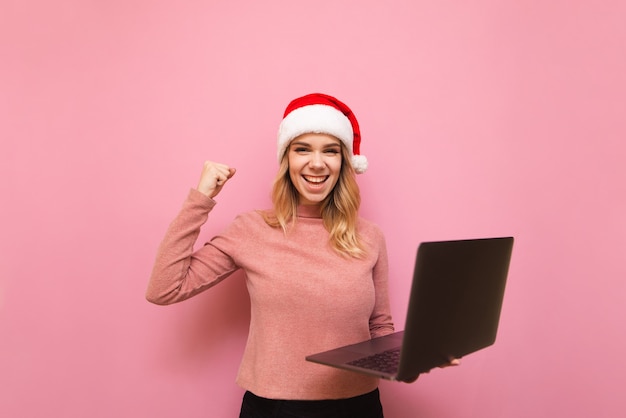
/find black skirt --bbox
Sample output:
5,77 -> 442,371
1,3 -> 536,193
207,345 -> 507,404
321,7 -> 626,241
239,388 -> 384,418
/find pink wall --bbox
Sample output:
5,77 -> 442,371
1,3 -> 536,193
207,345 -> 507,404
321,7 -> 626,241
1,1 -> 624,417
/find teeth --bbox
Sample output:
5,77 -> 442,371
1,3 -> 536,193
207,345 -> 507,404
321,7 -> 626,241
304,175 -> 327,183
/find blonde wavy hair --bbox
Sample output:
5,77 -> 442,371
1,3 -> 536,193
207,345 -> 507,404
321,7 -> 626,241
261,143 -> 366,258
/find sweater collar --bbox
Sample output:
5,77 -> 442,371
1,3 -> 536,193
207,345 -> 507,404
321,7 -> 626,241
296,204 -> 323,219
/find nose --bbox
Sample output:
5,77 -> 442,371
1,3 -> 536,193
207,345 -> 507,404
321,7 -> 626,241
309,151 -> 324,169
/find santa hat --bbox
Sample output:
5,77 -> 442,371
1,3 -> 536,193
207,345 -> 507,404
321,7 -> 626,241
277,93 -> 368,174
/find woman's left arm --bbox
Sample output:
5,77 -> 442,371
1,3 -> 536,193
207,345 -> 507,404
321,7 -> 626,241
369,230 -> 395,338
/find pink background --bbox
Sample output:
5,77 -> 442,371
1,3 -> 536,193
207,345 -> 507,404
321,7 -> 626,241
1,1 -> 625,417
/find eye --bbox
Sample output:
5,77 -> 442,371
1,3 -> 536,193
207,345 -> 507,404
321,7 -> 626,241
324,148 -> 341,155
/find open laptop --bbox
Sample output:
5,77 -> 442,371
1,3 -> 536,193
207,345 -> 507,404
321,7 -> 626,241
306,236 -> 514,383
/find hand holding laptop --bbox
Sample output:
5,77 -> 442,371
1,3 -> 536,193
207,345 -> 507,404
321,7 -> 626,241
439,358 -> 461,368
404,357 -> 461,382
306,237 -> 513,383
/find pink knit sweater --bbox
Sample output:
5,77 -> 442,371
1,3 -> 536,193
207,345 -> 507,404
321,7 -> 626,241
146,189 -> 394,400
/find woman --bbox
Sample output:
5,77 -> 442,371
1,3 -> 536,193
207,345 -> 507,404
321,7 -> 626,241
147,93 -> 395,417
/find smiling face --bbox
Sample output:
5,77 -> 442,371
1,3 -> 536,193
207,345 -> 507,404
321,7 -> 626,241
287,133 -> 343,206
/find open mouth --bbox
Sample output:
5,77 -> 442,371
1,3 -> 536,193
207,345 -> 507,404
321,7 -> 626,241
303,175 -> 329,184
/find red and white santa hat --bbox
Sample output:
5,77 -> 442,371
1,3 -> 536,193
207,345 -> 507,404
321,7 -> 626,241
277,93 -> 368,174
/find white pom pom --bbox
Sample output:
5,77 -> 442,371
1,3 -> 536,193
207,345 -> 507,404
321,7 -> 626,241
351,155 -> 368,174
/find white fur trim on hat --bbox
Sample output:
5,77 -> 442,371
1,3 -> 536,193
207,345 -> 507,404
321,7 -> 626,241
277,104 -> 354,161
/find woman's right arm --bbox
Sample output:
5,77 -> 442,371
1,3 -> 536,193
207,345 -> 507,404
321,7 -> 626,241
145,162 -> 236,305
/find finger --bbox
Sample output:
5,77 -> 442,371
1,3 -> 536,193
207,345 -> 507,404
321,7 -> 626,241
438,358 -> 461,368
214,165 -> 233,179
197,161 -> 233,197
204,163 -> 228,180
216,167 -> 236,184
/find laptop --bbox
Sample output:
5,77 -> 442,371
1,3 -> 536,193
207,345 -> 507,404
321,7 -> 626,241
306,236 -> 514,383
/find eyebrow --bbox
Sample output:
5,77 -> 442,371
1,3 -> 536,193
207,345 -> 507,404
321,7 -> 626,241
290,141 -> 341,149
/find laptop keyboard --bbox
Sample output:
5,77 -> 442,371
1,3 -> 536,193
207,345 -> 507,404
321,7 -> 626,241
347,348 -> 400,374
